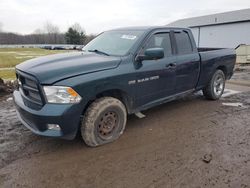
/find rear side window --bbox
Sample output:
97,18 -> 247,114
144,33 -> 172,56
174,31 -> 193,54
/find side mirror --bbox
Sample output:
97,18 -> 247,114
136,48 -> 164,62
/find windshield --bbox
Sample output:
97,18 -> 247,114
83,30 -> 144,56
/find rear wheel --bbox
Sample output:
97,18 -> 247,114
203,70 -> 225,100
81,97 -> 127,147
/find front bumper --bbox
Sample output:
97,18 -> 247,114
13,90 -> 83,140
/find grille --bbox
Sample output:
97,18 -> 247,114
16,71 -> 44,109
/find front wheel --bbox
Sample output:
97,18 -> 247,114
81,97 -> 127,147
203,70 -> 225,100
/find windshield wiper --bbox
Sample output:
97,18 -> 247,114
88,49 -> 110,56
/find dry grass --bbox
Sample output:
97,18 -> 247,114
0,69 -> 16,80
0,48 -> 73,79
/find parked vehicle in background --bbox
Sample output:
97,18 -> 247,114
13,26 -> 236,147
41,45 -> 79,50
74,45 -> 84,50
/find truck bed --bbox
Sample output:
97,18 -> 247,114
196,48 -> 236,90
198,47 -> 224,52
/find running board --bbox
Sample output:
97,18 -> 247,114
135,112 -> 146,119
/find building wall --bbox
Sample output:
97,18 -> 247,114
190,22 -> 250,48
236,45 -> 250,64
190,27 -> 199,45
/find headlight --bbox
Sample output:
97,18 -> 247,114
43,86 -> 82,104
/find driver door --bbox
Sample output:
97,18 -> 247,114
135,31 -> 176,107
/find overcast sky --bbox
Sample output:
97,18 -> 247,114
0,0 -> 249,35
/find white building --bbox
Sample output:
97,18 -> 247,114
168,9 -> 250,48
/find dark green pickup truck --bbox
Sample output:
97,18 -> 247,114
14,26 -> 236,147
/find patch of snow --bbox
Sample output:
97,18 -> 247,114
222,89 -> 241,98
6,97 -> 13,102
222,102 -> 244,107
195,89 -> 241,98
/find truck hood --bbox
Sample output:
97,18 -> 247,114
16,52 -> 121,84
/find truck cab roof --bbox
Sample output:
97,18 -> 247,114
109,26 -> 191,32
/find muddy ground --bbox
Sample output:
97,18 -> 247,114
0,84 -> 250,187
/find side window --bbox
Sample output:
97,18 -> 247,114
174,31 -> 193,54
144,33 -> 172,56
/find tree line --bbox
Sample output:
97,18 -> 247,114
0,22 -> 96,45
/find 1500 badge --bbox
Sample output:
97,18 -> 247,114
128,75 -> 159,85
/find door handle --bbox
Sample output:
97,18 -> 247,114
165,63 -> 177,69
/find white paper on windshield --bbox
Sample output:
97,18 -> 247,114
121,35 -> 137,40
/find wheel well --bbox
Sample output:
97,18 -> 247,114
95,89 -> 133,114
217,66 -> 227,78
79,89 -> 133,133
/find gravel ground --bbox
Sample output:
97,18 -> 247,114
0,88 -> 249,187
232,72 -> 250,81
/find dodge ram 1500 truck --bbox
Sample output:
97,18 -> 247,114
14,26 -> 236,147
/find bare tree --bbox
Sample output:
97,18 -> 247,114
44,21 -> 60,34
71,23 -> 85,34
43,21 -> 60,44
0,21 -> 94,45
33,28 -> 44,34
85,34 -> 96,44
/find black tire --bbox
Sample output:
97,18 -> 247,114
202,69 -> 225,100
81,97 -> 127,147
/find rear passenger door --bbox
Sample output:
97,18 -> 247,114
173,30 -> 200,93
